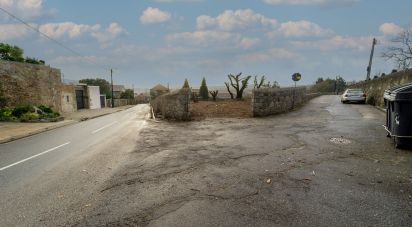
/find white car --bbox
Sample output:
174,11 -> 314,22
341,89 -> 366,104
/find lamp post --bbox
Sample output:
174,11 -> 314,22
111,68 -> 114,108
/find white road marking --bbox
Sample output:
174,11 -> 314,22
92,121 -> 117,134
0,142 -> 71,171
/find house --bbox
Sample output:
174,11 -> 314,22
61,81 -> 102,111
112,85 -> 125,99
150,84 -> 169,98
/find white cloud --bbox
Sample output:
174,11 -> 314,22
167,30 -> 240,46
39,22 -> 100,39
238,37 -> 260,49
91,23 -> 127,47
379,23 -> 403,36
239,48 -> 297,62
277,20 -> 333,37
140,7 -> 171,24
0,0 -> 44,19
196,9 -> 277,31
38,22 -> 126,47
0,23 -> 34,40
263,0 -> 358,6
290,35 -> 371,51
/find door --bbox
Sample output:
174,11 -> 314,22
100,96 -> 106,108
76,90 -> 84,109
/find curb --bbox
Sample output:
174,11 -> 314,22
373,105 -> 386,113
0,106 -> 135,144
0,120 -> 76,144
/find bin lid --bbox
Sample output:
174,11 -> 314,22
384,82 -> 412,101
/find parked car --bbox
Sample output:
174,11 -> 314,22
341,89 -> 366,104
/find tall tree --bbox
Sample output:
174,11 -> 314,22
199,77 -> 209,100
182,79 -> 190,88
79,78 -> 112,99
120,89 -> 134,99
382,27 -> 412,69
0,43 -> 24,62
226,73 -> 252,99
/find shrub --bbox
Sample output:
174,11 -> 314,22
12,105 -> 32,118
0,107 -> 13,121
20,112 -> 39,122
38,105 -> 53,113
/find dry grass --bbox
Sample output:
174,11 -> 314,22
190,99 -> 252,119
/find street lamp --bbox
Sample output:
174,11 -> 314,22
111,68 -> 114,108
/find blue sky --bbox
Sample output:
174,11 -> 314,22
1,0 -> 411,89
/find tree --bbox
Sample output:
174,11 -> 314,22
224,82 -> 234,99
0,43 -> 24,62
254,75 -> 266,89
310,77 -> 346,93
265,81 -> 280,88
79,78 -> 112,99
382,27 -> 412,69
209,90 -> 218,101
182,79 -> 190,88
315,77 -> 324,84
199,77 -> 209,100
120,89 -> 134,99
225,73 -> 252,99
24,57 -> 45,65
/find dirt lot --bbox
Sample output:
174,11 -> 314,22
69,96 -> 412,226
190,99 -> 252,119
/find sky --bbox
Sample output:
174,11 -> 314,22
0,0 -> 411,89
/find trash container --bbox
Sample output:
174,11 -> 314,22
383,82 -> 412,148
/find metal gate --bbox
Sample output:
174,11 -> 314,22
76,90 -> 85,109
100,95 -> 106,108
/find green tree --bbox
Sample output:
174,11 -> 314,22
24,57 -> 45,65
120,89 -> 134,99
0,43 -> 24,62
310,77 -> 346,93
79,78 -> 112,99
225,73 -> 252,99
254,75 -> 265,89
182,79 -> 190,88
199,77 -> 209,100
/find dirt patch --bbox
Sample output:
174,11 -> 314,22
190,99 -> 252,119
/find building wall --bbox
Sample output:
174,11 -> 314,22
349,69 -> 412,107
61,84 -> 77,113
251,87 -> 319,117
151,88 -> 191,120
0,60 -> 62,112
87,86 -> 101,109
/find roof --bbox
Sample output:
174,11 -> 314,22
151,84 -> 169,91
112,85 -> 125,92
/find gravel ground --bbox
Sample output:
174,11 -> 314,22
70,95 -> 412,226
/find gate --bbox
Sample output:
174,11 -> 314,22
76,90 -> 85,109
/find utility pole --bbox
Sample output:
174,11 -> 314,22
111,69 -> 114,108
366,38 -> 377,81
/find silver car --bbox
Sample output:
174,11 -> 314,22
341,89 -> 366,104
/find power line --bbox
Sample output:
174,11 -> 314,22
0,6 -> 109,71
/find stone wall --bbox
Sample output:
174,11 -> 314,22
350,69 -> 412,107
0,60 -> 62,112
150,88 -> 191,120
252,87 -> 318,117
61,84 -> 77,113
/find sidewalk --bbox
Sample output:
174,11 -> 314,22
0,105 -> 134,144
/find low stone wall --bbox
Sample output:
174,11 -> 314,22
0,60 -> 62,112
350,69 -> 412,107
252,87 -> 318,117
150,88 -> 190,120
106,99 -> 136,107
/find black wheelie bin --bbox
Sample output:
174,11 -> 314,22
383,82 -> 412,148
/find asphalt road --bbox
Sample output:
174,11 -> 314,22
72,95 -> 411,227
0,104 -> 150,226
1,96 -> 411,226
